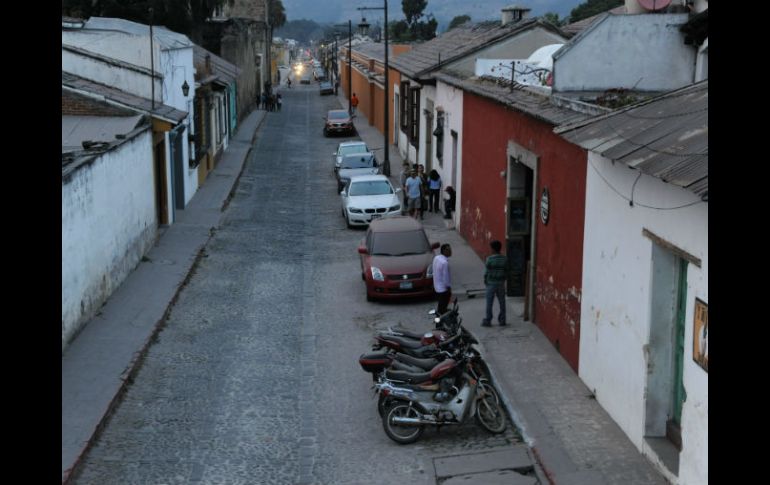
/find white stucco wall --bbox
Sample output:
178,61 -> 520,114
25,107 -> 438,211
417,84 -> 437,169
62,129 -> 157,350
63,30 -> 155,72
62,49 -> 162,101
435,80 -> 463,226
579,151 -> 707,484
553,14 -> 695,92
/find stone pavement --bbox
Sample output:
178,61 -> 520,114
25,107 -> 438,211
61,108 -> 267,484
344,92 -> 669,485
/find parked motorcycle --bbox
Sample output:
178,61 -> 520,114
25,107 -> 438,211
376,349 -> 507,444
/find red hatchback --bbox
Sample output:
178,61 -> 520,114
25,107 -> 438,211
358,216 -> 440,301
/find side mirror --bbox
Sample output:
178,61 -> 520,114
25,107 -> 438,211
358,246 -> 368,255
431,242 -> 440,250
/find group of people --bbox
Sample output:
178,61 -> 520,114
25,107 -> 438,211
431,239 -> 508,328
399,162 -> 456,220
259,92 -> 282,111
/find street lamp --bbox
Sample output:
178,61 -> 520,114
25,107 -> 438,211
357,1 -> 390,177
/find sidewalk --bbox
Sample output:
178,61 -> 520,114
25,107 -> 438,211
61,109 -> 267,484
346,96 -> 669,485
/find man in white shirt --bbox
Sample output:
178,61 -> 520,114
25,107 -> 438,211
432,243 -> 452,314
404,170 -> 423,218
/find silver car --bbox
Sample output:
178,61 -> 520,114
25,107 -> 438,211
332,141 -> 369,175
337,153 -> 380,192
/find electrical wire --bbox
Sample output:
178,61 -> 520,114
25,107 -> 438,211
588,157 -> 706,211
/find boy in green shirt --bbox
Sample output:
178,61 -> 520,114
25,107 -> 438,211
482,240 -> 507,327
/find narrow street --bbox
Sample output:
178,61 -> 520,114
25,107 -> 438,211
72,81 -> 522,484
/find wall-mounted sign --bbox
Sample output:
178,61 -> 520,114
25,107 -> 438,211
692,298 -> 708,372
540,188 -> 550,225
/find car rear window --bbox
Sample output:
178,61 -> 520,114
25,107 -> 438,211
329,111 -> 349,120
370,230 -> 431,256
341,155 -> 374,169
340,144 -> 368,156
349,180 -> 393,196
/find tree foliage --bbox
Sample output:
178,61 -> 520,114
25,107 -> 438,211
567,0 -> 623,24
448,14 -> 470,30
541,12 -> 563,27
389,0 -> 436,42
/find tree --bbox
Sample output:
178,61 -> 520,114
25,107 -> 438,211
568,0 -> 623,24
402,0 -> 427,26
448,14 -> 470,30
541,12 -> 562,27
269,0 -> 286,29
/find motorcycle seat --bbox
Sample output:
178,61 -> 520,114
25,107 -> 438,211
380,335 -> 425,349
385,368 -> 433,384
393,353 -> 439,370
384,327 -> 424,340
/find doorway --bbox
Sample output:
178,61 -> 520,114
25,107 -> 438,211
644,243 -> 687,474
450,130 -> 458,191
506,155 -> 534,297
153,140 -> 169,226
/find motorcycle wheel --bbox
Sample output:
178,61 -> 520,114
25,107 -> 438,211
382,402 -> 424,444
475,394 -> 506,434
477,380 -> 500,405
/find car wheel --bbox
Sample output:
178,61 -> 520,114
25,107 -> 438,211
323,128 -> 328,137
366,291 -> 374,302
346,215 -> 353,229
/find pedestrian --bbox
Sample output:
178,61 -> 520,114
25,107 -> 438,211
482,240 -> 508,327
287,77 -> 292,89
351,92 -> 359,114
334,79 -> 339,95
404,169 -> 422,219
261,92 -> 268,110
444,186 -> 456,219
428,169 -> 442,213
417,164 -> 428,220
277,93 -> 283,111
433,243 -> 452,315
399,161 -> 411,215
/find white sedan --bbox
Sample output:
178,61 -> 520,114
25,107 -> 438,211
341,175 -> 402,228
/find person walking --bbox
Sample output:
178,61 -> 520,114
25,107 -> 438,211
444,186 -> 456,219
417,165 -> 428,220
351,92 -> 359,114
287,77 -> 292,89
404,169 -> 422,218
399,161 -> 411,215
481,240 -> 508,327
433,244 -> 452,315
428,169 -> 442,213
276,93 -> 283,111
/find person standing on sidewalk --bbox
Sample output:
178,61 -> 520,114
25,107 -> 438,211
433,244 -> 452,315
417,164 -> 428,220
404,169 -> 422,218
399,161 -> 411,215
351,93 -> 359,114
428,169 -> 442,213
482,240 -> 508,327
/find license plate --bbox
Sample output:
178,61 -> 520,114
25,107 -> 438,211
399,281 -> 413,289
371,214 -> 381,220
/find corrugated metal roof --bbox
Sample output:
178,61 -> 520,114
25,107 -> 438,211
62,71 -> 188,124
556,80 -> 708,198
84,17 -> 193,50
351,42 -> 394,63
62,115 -> 144,152
390,18 -> 562,79
435,70 -> 590,126
193,45 -> 241,85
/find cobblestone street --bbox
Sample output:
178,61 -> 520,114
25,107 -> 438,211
72,83 -> 523,484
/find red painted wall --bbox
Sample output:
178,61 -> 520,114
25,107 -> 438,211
461,92 -> 587,372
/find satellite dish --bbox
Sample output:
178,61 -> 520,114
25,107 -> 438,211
637,0 -> 672,11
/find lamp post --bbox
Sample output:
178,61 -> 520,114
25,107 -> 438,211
357,1 -> 390,176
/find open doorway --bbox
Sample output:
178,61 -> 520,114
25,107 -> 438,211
506,154 -> 535,298
153,140 -> 169,226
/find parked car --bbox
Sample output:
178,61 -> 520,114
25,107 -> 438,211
358,216 -> 440,301
332,141 -> 369,175
319,81 -> 334,95
324,109 -> 355,137
336,152 -> 380,192
341,175 -> 402,228
300,74 -> 312,84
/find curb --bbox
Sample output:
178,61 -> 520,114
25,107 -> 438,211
63,110 -> 264,485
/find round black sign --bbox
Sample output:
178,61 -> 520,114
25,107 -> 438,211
540,188 -> 550,225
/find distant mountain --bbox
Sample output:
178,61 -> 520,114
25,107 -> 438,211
281,0 -> 586,30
